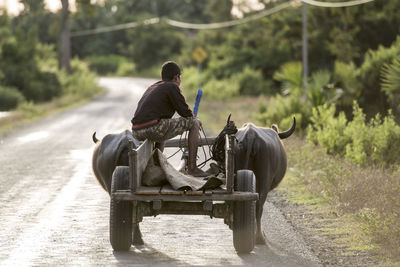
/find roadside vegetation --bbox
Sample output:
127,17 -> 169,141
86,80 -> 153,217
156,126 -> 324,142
0,8 -> 102,132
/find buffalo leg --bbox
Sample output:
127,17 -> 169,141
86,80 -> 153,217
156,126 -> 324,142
132,224 -> 144,245
256,194 -> 267,244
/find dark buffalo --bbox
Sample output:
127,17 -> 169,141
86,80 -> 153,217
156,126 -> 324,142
213,117 -> 296,244
91,130 -> 143,244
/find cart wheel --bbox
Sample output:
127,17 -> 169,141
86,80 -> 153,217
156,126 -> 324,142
110,166 -> 132,251
233,170 -> 256,254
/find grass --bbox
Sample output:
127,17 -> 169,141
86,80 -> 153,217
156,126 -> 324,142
283,136 -> 400,264
196,95 -> 399,266
196,95 -> 264,135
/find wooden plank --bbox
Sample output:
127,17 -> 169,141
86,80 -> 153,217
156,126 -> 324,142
204,190 -> 212,196
115,191 -> 259,201
225,134 -> 234,193
164,137 -> 216,148
135,186 -> 161,195
160,184 -> 184,195
212,188 -> 227,194
185,190 -> 204,196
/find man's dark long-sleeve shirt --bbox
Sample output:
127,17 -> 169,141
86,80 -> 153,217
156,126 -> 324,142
131,81 -> 193,127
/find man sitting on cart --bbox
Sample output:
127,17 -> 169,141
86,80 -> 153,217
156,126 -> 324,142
131,61 -> 208,177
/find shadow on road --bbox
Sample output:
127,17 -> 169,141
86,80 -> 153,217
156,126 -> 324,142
113,245 -> 181,266
239,241 -> 319,267
113,241 -> 318,267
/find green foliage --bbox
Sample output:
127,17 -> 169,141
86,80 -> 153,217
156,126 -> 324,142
86,55 -> 135,76
357,37 -> 400,115
0,86 -> 25,111
307,70 -> 337,107
235,66 -> 271,95
203,76 -> 240,100
116,61 -> 136,77
343,104 -> 372,165
307,102 -> 400,166
257,94 -> 311,132
381,57 -> 400,116
182,66 -> 269,100
0,27 -> 61,103
307,105 -> 350,155
125,22 -> 184,71
273,61 -> 302,96
58,58 -> 100,98
333,61 -> 361,111
181,66 -> 200,100
369,112 -> 400,165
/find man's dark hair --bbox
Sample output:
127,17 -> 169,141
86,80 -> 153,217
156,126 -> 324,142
161,61 -> 181,81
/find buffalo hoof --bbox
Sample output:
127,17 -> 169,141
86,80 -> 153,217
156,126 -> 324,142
256,233 -> 266,245
132,230 -> 144,245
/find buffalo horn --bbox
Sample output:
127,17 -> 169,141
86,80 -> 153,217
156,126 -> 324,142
92,132 -> 99,143
278,117 -> 296,139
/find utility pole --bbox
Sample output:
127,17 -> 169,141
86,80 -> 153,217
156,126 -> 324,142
302,2 -> 308,90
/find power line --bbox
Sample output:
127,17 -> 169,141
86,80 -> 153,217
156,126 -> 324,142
70,0 -> 376,37
165,1 -> 299,30
301,0 -> 375,7
70,1 -> 298,37
70,18 -> 159,37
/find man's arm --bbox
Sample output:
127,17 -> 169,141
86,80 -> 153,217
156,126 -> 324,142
168,85 -> 194,117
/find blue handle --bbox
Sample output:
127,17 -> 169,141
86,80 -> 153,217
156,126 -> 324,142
193,89 -> 202,117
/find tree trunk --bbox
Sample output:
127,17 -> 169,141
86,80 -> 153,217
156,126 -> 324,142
60,0 -> 71,73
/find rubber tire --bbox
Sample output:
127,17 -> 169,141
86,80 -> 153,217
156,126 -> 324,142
110,166 -> 132,251
233,170 -> 256,254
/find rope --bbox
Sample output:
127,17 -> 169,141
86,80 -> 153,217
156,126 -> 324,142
301,0 -> 375,7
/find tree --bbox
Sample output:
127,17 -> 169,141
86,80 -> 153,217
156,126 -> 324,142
60,0 -> 71,72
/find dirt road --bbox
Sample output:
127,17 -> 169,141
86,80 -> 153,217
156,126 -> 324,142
0,77 -> 320,266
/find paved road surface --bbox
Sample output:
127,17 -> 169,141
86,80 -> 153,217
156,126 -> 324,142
0,77 -> 320,266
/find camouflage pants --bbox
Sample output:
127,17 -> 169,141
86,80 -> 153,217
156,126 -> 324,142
132,117 -> 198,143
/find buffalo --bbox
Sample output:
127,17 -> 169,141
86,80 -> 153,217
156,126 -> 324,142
91,130 -> 144,244
213,117 -> 296,244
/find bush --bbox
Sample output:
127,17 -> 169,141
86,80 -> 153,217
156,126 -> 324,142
0,29 -> 62,103
307,101 -> 400,166
257,94 -> 312,133
307,104 -> 350,155
58,58 -> 100,98
180,66 -> 201,100
381,57 -> 400,117
181,66 -> 241,100
236,66 -> 271,95
357,37 -> 400,115
86,55 -> 134,76
0,86 -> 25,110
116,61 -> 136,76
273,61 -> 303,97
203,76 -> 240,100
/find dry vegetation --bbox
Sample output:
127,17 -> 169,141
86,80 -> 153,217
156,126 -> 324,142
284,136 -> 400,261
198,96 -> 400,263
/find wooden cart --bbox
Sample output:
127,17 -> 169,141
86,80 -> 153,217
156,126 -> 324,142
109,134 -> 259,254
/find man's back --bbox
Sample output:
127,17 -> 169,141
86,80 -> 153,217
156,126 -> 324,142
131,81 -> 192,126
